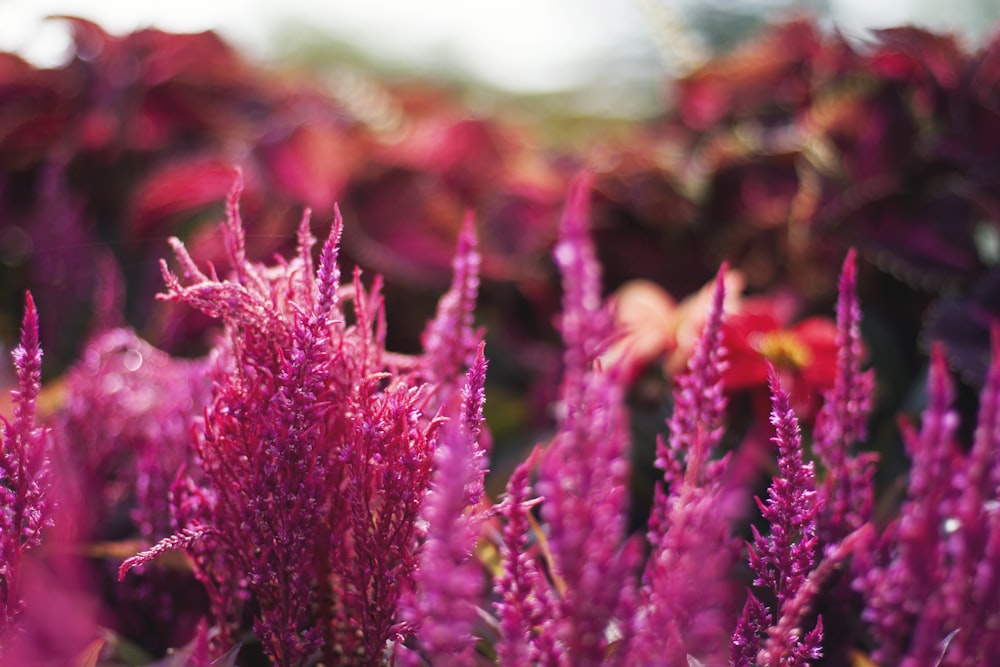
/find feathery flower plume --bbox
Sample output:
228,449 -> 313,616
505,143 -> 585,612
405,344 -> 489,665
657,262 -> 730,491
856,344 -> 958,667
736,366 -> 823,667
948,324 -> 1000,664
494,446 -> 560,667
421,212 -> 483,392
0,292 -> 51,637
53,328 -> 213,541
122,176 -> 479,667
856,330 -> 1000,666
534,172 -> 638,665
635,264 -> 740,666
813,248 -> 877,545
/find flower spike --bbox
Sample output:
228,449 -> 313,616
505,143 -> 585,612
535,172 -> 638,665
0,292 -> 52,634
814,248 -> 876,544
406,345 -> 489,663
736,366 -> 823,667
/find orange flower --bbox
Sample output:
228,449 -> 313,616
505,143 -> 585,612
606,270 -> 745,382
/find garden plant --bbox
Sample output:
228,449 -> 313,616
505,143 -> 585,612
1,14 -> 999,667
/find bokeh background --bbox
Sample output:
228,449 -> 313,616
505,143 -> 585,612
3,0 -> 1000,116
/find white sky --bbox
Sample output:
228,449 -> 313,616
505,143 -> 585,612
0,0 -> 991,93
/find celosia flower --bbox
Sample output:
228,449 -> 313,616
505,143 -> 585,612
0,292 -> 51,637
735,366 -> 823,667
857,332 -> 1000,667
122,174 -> 481,667
419,212 -> 485,414
636,264 -> 742,666
403,344 -> 489,665
813,249 -> 877,546
858,346 -> 957,666
494,446 -> 560,667
53,328 -> 214,541
532,173 -> 639,665
944,324 -> 1000,664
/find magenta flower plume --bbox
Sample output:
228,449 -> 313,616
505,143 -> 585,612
657,261 -> 730,491
736,366 -> 823,667
635,264 -> 740,666
856,331 -> 1000,667
731,595 -> 770,667
946,324 -> 1000,664
53,328 -> 214,541
856,344 -> 958,667
534,172 -> 639,665
121,176 -> 483,666
405,344 -> 489,665
0,292 -> 51,636
421,212 -> 483,396
813,248 -> 877,545
494,446 -> 560,667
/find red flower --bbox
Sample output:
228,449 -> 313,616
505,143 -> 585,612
722,299 -> 838,420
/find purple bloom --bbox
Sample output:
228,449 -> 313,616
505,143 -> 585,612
0,292 -> 51,637
951,324 -> 1000,664
736,366 -> 823,667
123,175 -> 482,666
752,367 -> 821,607
857,344 -> 957,666
857,330 -> 1000,667
731,595 -> 770,667
813,248 -> 878,546
657,262 -> 730,492
494,446 -> 561,667
404,345 -> 489,665
635,265 -> 742,666
420,212 -> 484,396
533,172 -> 639,665
53,328 -> 213,541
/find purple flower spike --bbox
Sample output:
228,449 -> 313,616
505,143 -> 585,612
659,261 -> 730,491
421,212 -> 483,393
119,526 -> 217,581
316,203 -> 344,318
536,172 -> 638,666
407,345 -> 489,665
736,366 -> 823,667
636,265 -> 738,666
0,292 -> 51,635
858,344 -> 959,666
731,595 -> 770,667
760,525 -> 870,667
53,328 -> 214,542
962,324 -> 1000,664
134,176 -> 485,666
814,248 -> 877,545
753,366 -> 821,606
494,447 -> 560,667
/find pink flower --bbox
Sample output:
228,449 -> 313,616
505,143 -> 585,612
606,269 -> 745,382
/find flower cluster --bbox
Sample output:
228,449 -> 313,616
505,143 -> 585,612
502,174 -> 639,666
0,167 -> 998,667
118,174 -> 483,667
0,293 -> 50,638
856,330 -> 1000,666
4,17 -> 1000,667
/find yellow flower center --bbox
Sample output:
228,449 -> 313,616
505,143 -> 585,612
752,330 -> 812,370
